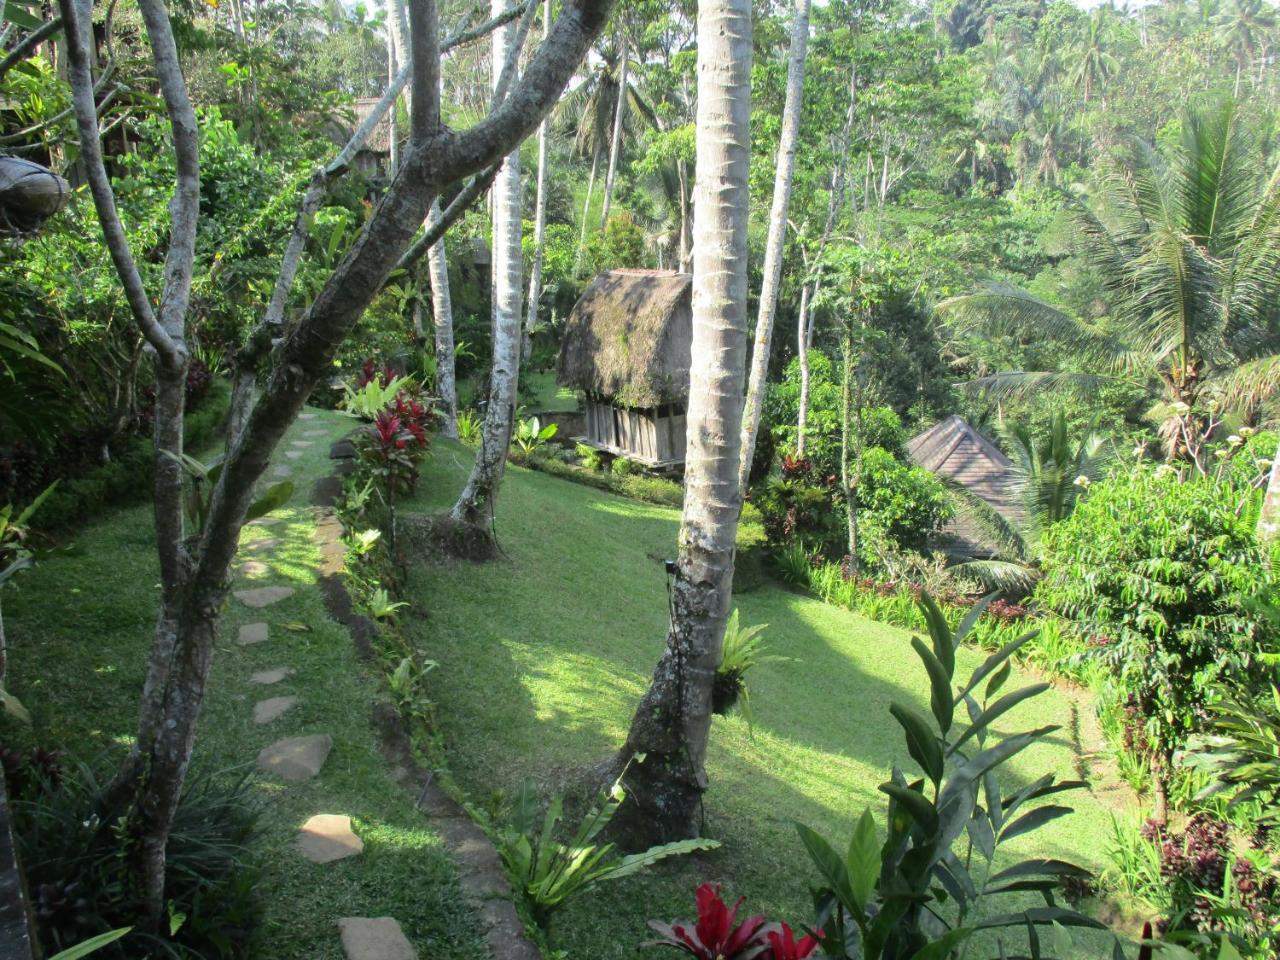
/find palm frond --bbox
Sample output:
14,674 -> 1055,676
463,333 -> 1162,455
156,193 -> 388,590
948,558 -> 1039,595
958,370 -> 1117,401
1215,354 -> 1280,412
940,478 -> 1028,561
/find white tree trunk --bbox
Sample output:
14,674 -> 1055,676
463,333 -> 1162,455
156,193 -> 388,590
427,199 -> 458,437
523,0 -> 552,362
796,281 -> 812,457
610,0 -> 752,847
737,0 -> 810,491
574,140 -> 602,275
677,157 -> 692,271
450,0 -> 524,530
599,28 -> 628,231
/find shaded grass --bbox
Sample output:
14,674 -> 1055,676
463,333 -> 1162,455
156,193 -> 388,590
400,439 -> 1139,959
521,370 -> 580,413
3,410 -> 486,960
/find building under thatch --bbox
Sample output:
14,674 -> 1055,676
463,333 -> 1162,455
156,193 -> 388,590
556,269 -> 693,467
907,415 -> 1024,557
325,98 -> 393,178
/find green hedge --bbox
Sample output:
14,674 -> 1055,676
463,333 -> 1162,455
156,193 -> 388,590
36,379 -> 231,533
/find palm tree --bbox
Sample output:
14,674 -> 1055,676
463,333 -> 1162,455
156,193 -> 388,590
450,0 -> 524,538
951,413 -> 1111,592
1214,0 -> 1277,93
610,0 -> 753,847
558,39 -> 657,269
939,96 -> 1280,467
1068,8 -> 1120,106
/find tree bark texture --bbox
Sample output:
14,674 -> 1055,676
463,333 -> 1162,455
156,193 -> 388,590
599,26 -> 627,230
523,0 -> 553,362
427,199 -> 459,437
737,0 -> 810,492
609,0 -> 752,849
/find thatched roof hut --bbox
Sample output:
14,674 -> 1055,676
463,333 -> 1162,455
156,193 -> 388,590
907,415 -> 1024,557
349,98 -> 393,154
557,269 -> 693,466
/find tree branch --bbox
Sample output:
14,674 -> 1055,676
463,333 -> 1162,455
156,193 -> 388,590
395,162 -> 501,271
0,16 -> 62,82
407,0 -> 440,141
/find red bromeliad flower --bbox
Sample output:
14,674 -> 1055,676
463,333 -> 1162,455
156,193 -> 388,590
647,884 -> 769,960
765,923 -> 821,960
373,411 -> 402,448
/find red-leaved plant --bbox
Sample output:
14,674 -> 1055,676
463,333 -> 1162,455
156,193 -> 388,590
647,884 -> 818,960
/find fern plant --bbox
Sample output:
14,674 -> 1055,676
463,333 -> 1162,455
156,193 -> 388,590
342,374 -> 413,422
713,609 -> 793,729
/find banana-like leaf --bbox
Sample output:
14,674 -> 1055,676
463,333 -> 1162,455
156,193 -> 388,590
245,481 -> 294,524
48,928 -> 133,960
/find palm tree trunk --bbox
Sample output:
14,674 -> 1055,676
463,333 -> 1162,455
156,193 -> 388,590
607,0 -> 752,849
524,0 -> 552,362
677,157 -> 692,271
796,281 -> 812,457
599,28 -> 629,232
738,0 -> 810,492
574,140 -> 602,275
427,199 -> 458,438
450,0 -> 523,532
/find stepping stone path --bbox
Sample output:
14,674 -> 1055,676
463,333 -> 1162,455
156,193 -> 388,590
303,430 -> 326,437
250,666 -> 292,685
258,733 -> 333,781
298,814 -> 364,864
238,560 -> 270,578
286,450 -> 304,460
253,695 -> 299,725
235,586 -> 294,608
248,516 -> 282,528
298,413 -> 317,420
338,917 -> 416,960
291,440 -> 313,448
238,622 -> 269,645
272,465 -> 293,479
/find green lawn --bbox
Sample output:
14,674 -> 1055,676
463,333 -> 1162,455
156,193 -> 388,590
521,369 -> 581,413
4,411 -> 487,960
400,440 -> 1138,959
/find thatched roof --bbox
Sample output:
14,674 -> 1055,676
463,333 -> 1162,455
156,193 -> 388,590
908,416 -> 1024,556
325,98 -> 393,155
557,269 -> 693,408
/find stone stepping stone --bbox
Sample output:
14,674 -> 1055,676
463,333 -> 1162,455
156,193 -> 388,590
242,537 -> 282,554
285,450 -> 304,460
303,430 -> 326,437
253,695 -> 299,725
271,465 -> 293,479
338,917 -> 415,960
298,814 -> 363,864
291,440 -> 313,448
247,517 -> 282,528
298,412 -> 318,420
235,586 -> 294,608
238,560 -> 270,578
238,622 -> 269,645
330,439 -> 357,460
250,666 -> 293,685
258,733 -> 332,781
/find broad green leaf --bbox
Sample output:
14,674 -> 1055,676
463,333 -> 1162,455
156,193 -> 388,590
949,684 -> 1051,756
909,927 -> 975,960
879,782 -> 940,839
796,822 -> 852,906
15,479 -> 59,526
48,928 -> 132,959
605,837 -> 719,880
891,702 -> 944,785
245,481 -> 294,523
0,685 -> 31,724
911,636 -> 954,734
846,809 -> 880,912
999,804 -> 1073,843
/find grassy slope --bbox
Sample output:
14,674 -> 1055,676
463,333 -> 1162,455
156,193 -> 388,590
402,439 -> 1135,959
521,370 -> 581,413
4,411 -> 486,960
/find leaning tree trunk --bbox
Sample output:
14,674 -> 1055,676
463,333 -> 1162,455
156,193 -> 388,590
607,0 -> 752,849
450,0 -> 523,534
427,199 -> 459,437
1258,450 -> 1280,546
796,281 -> 812,457
737,0 -> 810,492
598,29 -> 628,232
523,0 -> 552,362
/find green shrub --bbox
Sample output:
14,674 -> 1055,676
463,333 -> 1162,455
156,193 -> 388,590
574,442 -> 604,472
855,446 -> 952,563
34,379 -> 231,533
610,455 -> 639,476
733,513 -> 768,594
1036,463 -> 1276,803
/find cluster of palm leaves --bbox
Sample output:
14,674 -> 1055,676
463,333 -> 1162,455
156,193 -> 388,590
946,412 -> 1110,593
940,95 -> 1280,465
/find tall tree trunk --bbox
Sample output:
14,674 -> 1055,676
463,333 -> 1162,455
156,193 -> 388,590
1257,451 -> 1280,546
388,3 -> 402,173
608,0 -> 752,849
574,140 -> 602,275
796,281 -> 812,457
737,0 -> 810,492
427,199 -> 458,437
524,0 -> 552,362
677,157 -> 692,271
599,28 -> 628,233
450,0 -> 524,533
